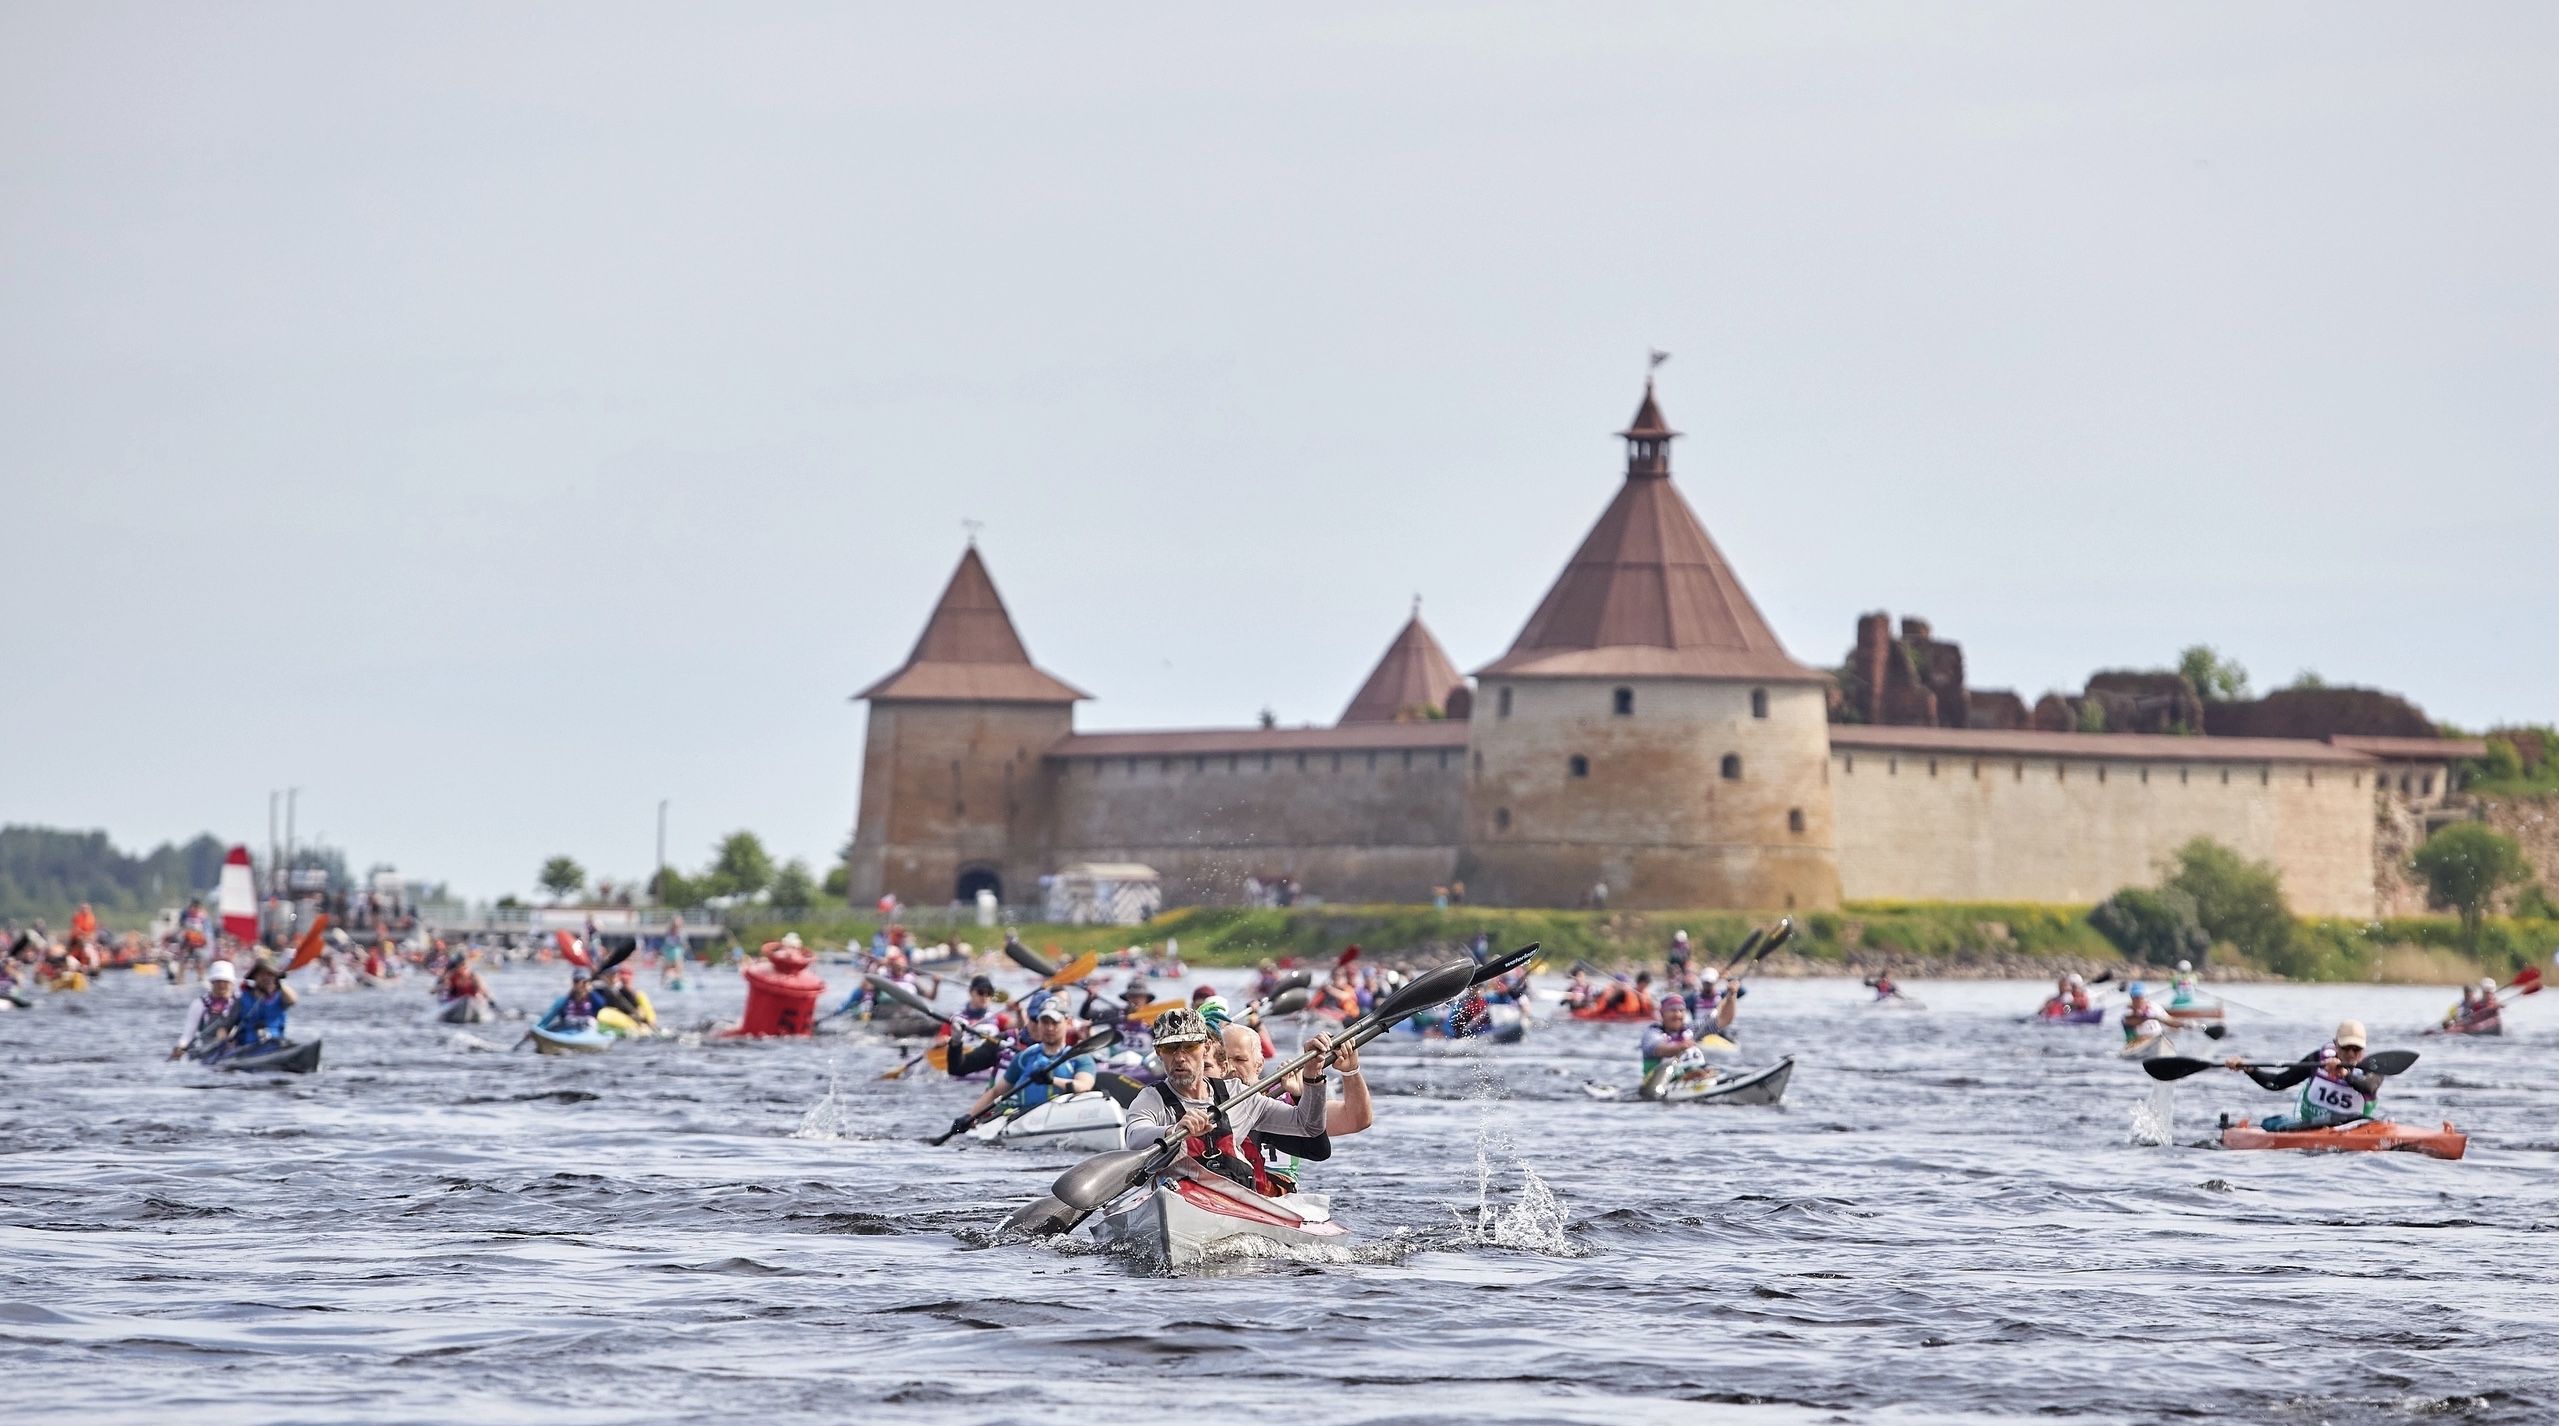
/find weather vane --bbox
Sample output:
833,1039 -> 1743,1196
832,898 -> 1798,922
961,517 -> 984,546
1649,349 -> 1670,372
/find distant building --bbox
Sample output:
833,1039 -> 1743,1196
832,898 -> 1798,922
845,382 -> 2470,916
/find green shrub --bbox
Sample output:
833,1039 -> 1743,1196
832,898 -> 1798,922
2090,887 -> 2212,967
2162,837 -> 2299,972
2411,822 -> 2529,940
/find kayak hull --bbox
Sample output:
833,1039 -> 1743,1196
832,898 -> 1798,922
438,996 -> 493,1024
1661,1054 -> 1795,1106
2220,1118 -> 2467,1160
1567,1005 -> 1656,1024
1094,1168 -> 1348,1269
2038,1006 -> 2105,1025
971,1091 -> 1127,1153
2119,1033 -> 2175,1061
213,1039 -> 323,1074
530,1024 -> 617,1055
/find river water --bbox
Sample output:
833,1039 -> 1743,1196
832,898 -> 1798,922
5,963 -> 2556,1425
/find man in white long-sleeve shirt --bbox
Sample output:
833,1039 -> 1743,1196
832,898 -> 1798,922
1123,1007 -> 1342,1197
170,960 -> 240,1060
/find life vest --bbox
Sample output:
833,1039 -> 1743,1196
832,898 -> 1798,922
2299,1055 -> 2373,1123
1152,1080 -> 1275,1196
235,988 -> 289,1045
1312,984 -> 1361,1020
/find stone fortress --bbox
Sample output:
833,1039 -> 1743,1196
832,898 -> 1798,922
846,383 -> 2475,918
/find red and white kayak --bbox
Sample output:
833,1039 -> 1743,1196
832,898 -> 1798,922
1093,1163 -> 1349,1268
2220,1117 -> 2468,1160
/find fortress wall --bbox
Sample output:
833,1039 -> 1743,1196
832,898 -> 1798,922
1462,678 -> 1841,911
1830,747 -> 2377,917
846,701 -> 1072,908
1046,743 -> 1467,905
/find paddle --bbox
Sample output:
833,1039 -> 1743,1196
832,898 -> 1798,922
1042,951 -> 1100,990
2143,1048 -> 2418,1083
1004,941 -> 1058,979
285,915 -> 333,973
1009,957 -> 1479,1236
929,1024 -> 1123,1145
1715,928 -> 1768,980
1250,986 -> 1312,1023
1274,968 -> 1315,996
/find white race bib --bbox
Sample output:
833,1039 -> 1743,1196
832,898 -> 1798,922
2302,1075 -> 2367,1119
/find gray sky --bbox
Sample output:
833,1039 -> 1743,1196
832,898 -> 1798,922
5,4 -> 2552,900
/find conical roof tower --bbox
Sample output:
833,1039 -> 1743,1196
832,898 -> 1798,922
1339,609 -> 1466,724
856,545 -> 1088,703
1478,382 -> 1820,683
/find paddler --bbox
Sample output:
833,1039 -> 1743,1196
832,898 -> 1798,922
2225,1020 -> 2383,1130
949,1002 -> 1094,1137
171,959 -> 241,1059
1310,963 -> 1363,1021
943,974 -> 1014,1078
437,954 -> 490,1007
539,969 -> 610,1031
1123,1007 -> 1339,1198
1214,1015 -> 1370,1191
219,957 -> 298,1057
598,964 -> 656,1028
2122,983 -> 2167,1041
2169,960 -> 2204,1008
1640,997 -> 1701,1077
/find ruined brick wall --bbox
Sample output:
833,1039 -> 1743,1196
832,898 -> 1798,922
1047,743 -> 1466,906
2204,687 -> 2435,739
845,701 -> 1072,908
1463,677 -> 1841,911
1832,745 -> 2377,916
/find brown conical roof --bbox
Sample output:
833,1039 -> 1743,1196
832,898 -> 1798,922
1477,386 -> 1824,684
1339,612 -> 1466,724
856,546 -> 1089,703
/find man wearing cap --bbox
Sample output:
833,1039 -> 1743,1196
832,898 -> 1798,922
171,959 -> 242,1059
943,974 -> 1014,1079
2226,1020 -> 2387,1130
950,1001 -> 1095,1137
1123,1006 -> 1340,1198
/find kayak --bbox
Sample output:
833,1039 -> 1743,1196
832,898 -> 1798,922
2220,1117 -> 2467,1160
2164,1002 -> 2224,1024
530,1023 -> 617,1055
1093,1163 -> 1349,1269
2119,1031 -> 2175,1061
1590,1053 -> 1795,1105
208,1038 -> 323,1074
438,996 -> 493,1024
2037,1005 -> 2104,1025
1567,1000 -> 1656,1024
1865,992 -> 1924,1010
969,1091 -> 1127,1152
2434,1016 -> 2503,1037
597,1007 -> 654,1037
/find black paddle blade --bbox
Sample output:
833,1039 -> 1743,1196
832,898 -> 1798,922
2141,1056 -> 2225,1082
2366,1049 -> 2419,1075
1274,968 -> 1315,995
1759,919 -> 1794,957
1469,942 -> 1541,986
866,975 -> 941,1018
1264,987 -> 1311,1018
1068,1026 -> 1122,1060
2203,1023 -> 2227,1041
1000,1194 -> 1084,1238
1003,942 -> 1058,978
1720,929 -> 1766,974
2089,969 -> 2115,986
594,940 -> 638,976
1367,958 -> 1477,1029
1053,1146 -> 1158,1212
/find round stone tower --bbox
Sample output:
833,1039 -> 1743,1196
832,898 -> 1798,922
1461,382 -> 1841,911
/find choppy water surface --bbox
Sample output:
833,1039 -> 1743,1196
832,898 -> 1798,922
6,965 -> 2558,1425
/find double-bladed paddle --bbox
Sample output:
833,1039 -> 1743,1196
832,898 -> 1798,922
1003,956 -> 1483,1238
2142,1048 -> 2418,1083
928,1024 -> 1123,1145
1004,941 -> 1058,978
1715,927 -> 1768,980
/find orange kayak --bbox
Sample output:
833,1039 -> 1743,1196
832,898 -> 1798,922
2219,1118 -> 2467,1160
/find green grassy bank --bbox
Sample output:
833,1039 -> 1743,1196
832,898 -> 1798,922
730,902 -> 2559,984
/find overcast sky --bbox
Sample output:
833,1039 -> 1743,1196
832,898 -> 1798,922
4,4 -> 2552,900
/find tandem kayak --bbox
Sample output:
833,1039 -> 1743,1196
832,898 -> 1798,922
2432,1016 -> 2503,1038
1567,1001 -> 1656,1024
2219,1117 -> 2467,1160
970,1091 -> 1127,1153
2037,1005 -> 2104,1025
207,1038 -> 323,1074
1093,1164 -> 1350,1269
529,1024 -> 617,1055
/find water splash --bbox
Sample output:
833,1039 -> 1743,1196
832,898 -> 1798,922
792,1062 -> 856,1141
1455,1089 -> 1575,1253
2130,1082 -> 2175,1146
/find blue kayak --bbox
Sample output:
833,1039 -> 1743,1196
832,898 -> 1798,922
530,1023 -> 616,1055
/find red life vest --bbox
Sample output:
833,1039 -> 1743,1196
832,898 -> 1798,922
1157,1081 -> 1275,1196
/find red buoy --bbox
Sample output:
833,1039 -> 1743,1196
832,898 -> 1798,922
730,940 -> 826,1037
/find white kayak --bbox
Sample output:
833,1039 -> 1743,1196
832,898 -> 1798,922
2119,1029 -> 2176,1061
1093,1163 -> 1349,1269
968,1091 -> 1127,1153
1587,1052 -> 1795,1105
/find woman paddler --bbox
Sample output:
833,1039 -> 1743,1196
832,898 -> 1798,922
2225,1020 -> 2384,1130
171,959 -> 241,1059
539,970 -> 609,1031
1123,1007 -> 1341,1198
218,957 -> 298,1058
